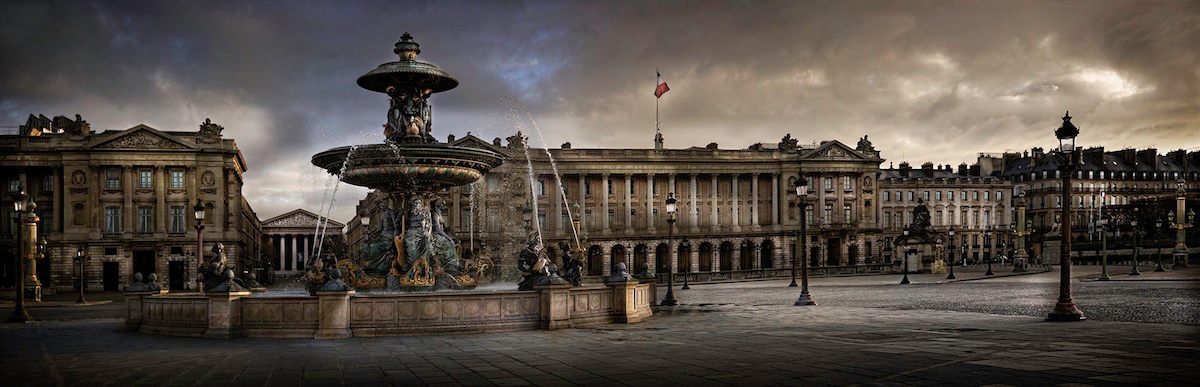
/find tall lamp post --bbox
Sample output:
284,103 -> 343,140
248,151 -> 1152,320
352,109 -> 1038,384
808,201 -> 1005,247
794,175 -> 816,305
1098,212 -> 1110,280
75,246 -> 89,304
193,199 -> 206,292
947,228 -> 956,280
1047,111 -> 1085,322
1130,209 -> 1141,276
6,187 -> 32,323
900,229 -> 911,284
985,225 -> 994,276
789,229 -> 799,287
1155,218 -> 1166,272
661,193 -> 679,306
1170,178 -> 1193,269
680,238 -> 690,290
1013,193 -> 1031,272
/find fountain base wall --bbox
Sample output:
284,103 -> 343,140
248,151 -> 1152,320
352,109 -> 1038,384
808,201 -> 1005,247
130,282 -> 653,339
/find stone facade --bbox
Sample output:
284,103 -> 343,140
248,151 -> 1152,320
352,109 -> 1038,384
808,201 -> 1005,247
261,209 -> 345,277
349,132 -> 887,281
0,115 -> 261,292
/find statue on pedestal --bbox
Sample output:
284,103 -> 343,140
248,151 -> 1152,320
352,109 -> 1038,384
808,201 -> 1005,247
199,243 -> 245,292
557,241 -> 583,286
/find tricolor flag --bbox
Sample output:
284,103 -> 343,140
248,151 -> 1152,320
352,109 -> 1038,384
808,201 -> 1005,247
654,71 -> 670,98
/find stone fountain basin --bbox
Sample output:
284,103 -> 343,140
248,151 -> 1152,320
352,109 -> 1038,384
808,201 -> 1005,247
312,143 -> 504,191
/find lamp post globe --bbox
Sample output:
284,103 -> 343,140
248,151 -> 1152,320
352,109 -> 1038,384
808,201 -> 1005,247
661,193 -> 679,306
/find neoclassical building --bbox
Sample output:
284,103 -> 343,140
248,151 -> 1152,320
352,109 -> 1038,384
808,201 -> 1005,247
350,132 -> 888,282
262,209 -> 344,277
0,115 -> 261,292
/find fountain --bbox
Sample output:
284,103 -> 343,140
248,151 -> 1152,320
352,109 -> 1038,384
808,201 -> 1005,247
311,33 -> 504,291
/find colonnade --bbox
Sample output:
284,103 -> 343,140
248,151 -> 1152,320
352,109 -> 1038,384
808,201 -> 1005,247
267,233 -> 317,273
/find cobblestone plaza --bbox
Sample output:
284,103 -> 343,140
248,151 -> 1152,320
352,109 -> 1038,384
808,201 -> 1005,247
3,266 -> 1197,386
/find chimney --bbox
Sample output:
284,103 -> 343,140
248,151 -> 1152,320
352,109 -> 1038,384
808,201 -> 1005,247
921,162 -> 934,176
899,162 -> 912,177
957,163 -> 969,176
1114,148 -> 1136,166
1137,148 -> 1158,168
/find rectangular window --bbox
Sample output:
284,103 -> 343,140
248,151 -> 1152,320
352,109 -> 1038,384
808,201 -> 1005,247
923,191 -> 930,202
842,176 -> 852,191
170,206 -> 185,233
983,211 -> 990,227
538,179 -> 546,196
896,191 -> 903,202
139,170 -> 152,189
584,177 -> 591,195
973,191 -> 979,201
170,170 -> 185,189
806,206 -> 814,225
8,180 -> 18,193
106,169 -> 120,189
884,212 -> 891,227
824,177 -> 833,191
823,203 -> 832,224
961,191 -> 967,200
883,192 -> 890,202
907,191 -> 914,201
996,191 -> 1003,201
537,211 -> 546,230
607,178 -> 613,195
935,191 -> 942,201
935,212 -> 943,226
42,174 -> 54,192
137,206 -> 153,233
843,203 -> 852,223
983,191 -> 990,201
105,206 -> 122,233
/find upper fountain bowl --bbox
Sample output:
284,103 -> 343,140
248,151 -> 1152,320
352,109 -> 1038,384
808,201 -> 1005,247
356,32 -> 458,94
312,143 -> 504,192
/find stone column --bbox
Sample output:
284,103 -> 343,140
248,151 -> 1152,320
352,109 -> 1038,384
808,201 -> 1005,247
315,290 -> 355,339
751,173 -> 760,230
205,291 -> 250,339
753,244 -> 762,270
601,173 -> 611,235
689,174 -> 699,232
292,234 -> 299,270
690,246 -> 700,273
710,174 -> 719,231
155,165 -> 166,234
646,173 -> 656,232
732,174 -> 741,232
554,177 -> 563,236
602,244 -> 612,276
771,173 -> 779,228
624,175 -> 633,234
122,165 -> 133,235
732,245 -> 742,271
535,283 -> 573,330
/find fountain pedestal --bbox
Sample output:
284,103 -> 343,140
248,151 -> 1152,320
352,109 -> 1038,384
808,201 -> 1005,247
204,291 -> 251,339
316,290 -> 356,339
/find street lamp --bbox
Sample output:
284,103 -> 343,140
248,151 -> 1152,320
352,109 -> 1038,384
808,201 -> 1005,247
900,229 -> 911,284
661,192 -> 679,306
947,228 -> 956,280
794,175 -> 816,305
680,238 -> 691,290
985,225 -> 994,276
789,229 -> 799,287
75,246 -> 89,304
1130,209 -> 1141,276
1098,212 -> 1110,281
193,198 -> 206,292
1047,111 -> 1085,322
6,187 -> 32,323
961,241 -> 967,267
1170,178 -> 1192,268
1155,217 -> 1166,272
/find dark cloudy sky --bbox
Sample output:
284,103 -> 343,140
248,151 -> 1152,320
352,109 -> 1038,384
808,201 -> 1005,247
3,0 -> 1198,222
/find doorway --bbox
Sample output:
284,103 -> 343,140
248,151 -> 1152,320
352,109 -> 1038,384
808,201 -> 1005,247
133,250 -> 156,277
102,262 -> 119,291
826,238 -> 841,266
168,261 -> 186,291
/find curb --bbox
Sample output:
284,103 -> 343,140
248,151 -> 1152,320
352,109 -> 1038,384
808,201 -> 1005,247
0,300 -> 114,308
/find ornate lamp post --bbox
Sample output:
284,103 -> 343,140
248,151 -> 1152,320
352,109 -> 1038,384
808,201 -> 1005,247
946,228 -> 956,280
193,198 -> 206,292
1047,111 -> 1085,322
1155,218 -> 1166,272
900,229 -> 911,284
985,225 -> 994,276
794,175 -> 816,305
75,246 -> 89,304
1098,212 -> 1110,280
1013,209 -> 1032,273
1170,178 -> 1192,268
6,187 -> 32,323
1130,209 -> 1141,276
789,229 -> 799,287
661,192 -> 679,306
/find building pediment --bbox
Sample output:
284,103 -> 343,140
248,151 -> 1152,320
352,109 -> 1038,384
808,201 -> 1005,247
800,140 -> 869,161
88,125 -> 196,150
262,209 -> 344,229
450,134 -> 506,153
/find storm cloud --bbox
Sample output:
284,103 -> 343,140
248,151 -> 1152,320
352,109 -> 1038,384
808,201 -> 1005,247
3,0 -> 1197,222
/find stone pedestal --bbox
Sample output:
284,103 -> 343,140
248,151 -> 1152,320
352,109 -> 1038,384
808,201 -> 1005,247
930,259 -> 947,274
535,283 -> 572,330
639,278 -> 658,306
608,280 -> 650,323
315,291 -> 355,339
123,289 -> 167,331
205,291 -> 251,339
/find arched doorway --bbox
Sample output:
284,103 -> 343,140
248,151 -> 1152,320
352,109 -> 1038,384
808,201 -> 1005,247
699,242 -> 714,272
634,244 -> 649,274
739,241 -> 754,270
677,240 -> 692,273
652,243 -> 665,275
760,240 -> 774,269
611,245 -> 627,274
587,245 -> 603,276
719,242 -> 733,271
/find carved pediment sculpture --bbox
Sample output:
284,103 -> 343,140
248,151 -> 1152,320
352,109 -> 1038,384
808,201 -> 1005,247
198,118 -> 224,144
100,131 -> 190,150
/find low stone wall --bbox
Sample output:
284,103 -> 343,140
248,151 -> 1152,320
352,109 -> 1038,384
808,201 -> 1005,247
128,282 -> 653,339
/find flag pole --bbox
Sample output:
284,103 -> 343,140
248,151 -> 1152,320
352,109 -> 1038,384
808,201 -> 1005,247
655,68 -> 660,135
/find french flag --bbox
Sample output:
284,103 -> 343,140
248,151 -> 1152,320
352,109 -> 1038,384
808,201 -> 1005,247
654,71 -> 670,98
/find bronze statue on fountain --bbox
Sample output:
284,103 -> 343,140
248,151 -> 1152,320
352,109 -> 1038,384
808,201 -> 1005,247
311,33 -> 503,291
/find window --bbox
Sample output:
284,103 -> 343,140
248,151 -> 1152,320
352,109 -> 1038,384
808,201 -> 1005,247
883,192 -> 890,202
106,169 -> 120,189
884,212 -> 891,228
538,179 -> 546,196
907,191 -> 914,201
139,170 -> 152,189
822,203 -> 832,224
104,247 -> 117,256
983,211 -> 990,227
842,176 -> 853,191
8,179 -> 18,193
896,191 -> 903,202
996,191 -> 1003,201
105,206 -> 122,233
537,211 -> 546,230
935,212 -> 943,226
170,206 -> 185,233
73,203 -> 85,226
923,191 -> 930,202
806,206 -> 814,225
170,170 -> 185,189
138,206 -> 153,233
972,191 -> 979,201
806,177 -> 814,192
42,174 -> 54,192
6,211 -> 17,237
170,246 -> 184,255
935,191 -> 942,201
843,203 -> 852,223
606,178 -> 612,195
608,209 -> 614,225
961,191 -> 967,200
584,177 -> 591,195
824,177 -> 833,191
983,191 -> 990,201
